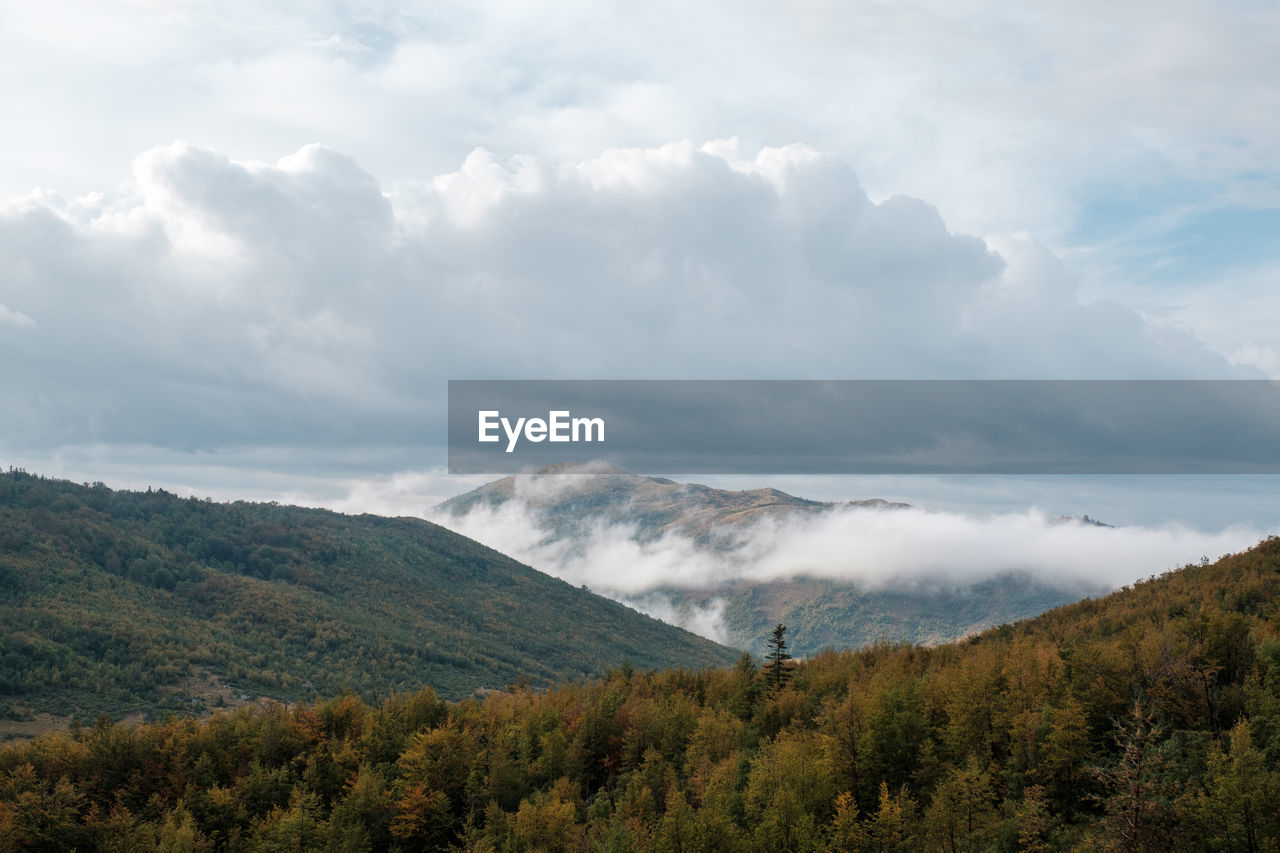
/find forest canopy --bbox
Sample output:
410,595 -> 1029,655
4,530 -> 1280,851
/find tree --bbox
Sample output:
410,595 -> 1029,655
826,792 -> 869,852
1180,718 -> 1280,852
922,755 -> 996,853
744,730 -> 836,852
868,781 -> 917,852
1090,702 -> 1177,853
766,624 -> 792,692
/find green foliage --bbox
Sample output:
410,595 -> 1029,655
1177,719 -> 1280,852
922,755 -> 997,853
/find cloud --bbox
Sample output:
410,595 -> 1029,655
1230,340 -> 1280,379
0,304 -> 34,327
618,593 -> 731,647
430,490 -> 1269,640
435,497 -> 1263,594
4,2 -> 1279,389
6,3 -> 1278,216
0,140 -> 1256,481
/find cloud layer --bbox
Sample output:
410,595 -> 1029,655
0,141 -> 1253,477
4,2 -> 1278,405
431,491 -> 1267,641
4,2 -> 1278,241
435,498 -> 1263,595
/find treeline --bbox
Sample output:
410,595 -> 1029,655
5,537 -> 1280,851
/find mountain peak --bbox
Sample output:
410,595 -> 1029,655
437,464 -> 833,540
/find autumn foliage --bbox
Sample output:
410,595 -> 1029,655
5,536 -> 1280,850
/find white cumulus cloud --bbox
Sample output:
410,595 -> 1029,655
0,304 -> 34,327
0,140 -> 1257,480
430,490 -> 1270,642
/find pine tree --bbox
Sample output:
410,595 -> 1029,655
766,624 -> 792,691
1091,701 -> 1176,853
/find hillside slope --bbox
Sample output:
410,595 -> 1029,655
712,571 -> 1089,651
0,470 -> 738,723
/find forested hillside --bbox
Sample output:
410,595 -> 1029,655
0,470 -> 738,724
4,532 -> 1280,850
707,571 -> 1095,655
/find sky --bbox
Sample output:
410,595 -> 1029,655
2,0 -> 1279,547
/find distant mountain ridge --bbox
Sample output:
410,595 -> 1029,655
436,465 -> 1106,655
439,463 -> 842,543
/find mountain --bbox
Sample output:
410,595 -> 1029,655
0,470 -> 739,729
436,465 -> 1103,655
438,463 -> 910,544
1049,513 -> 1115,528
439,462 -> 842,543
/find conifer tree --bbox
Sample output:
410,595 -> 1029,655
766,624 -> 792,691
